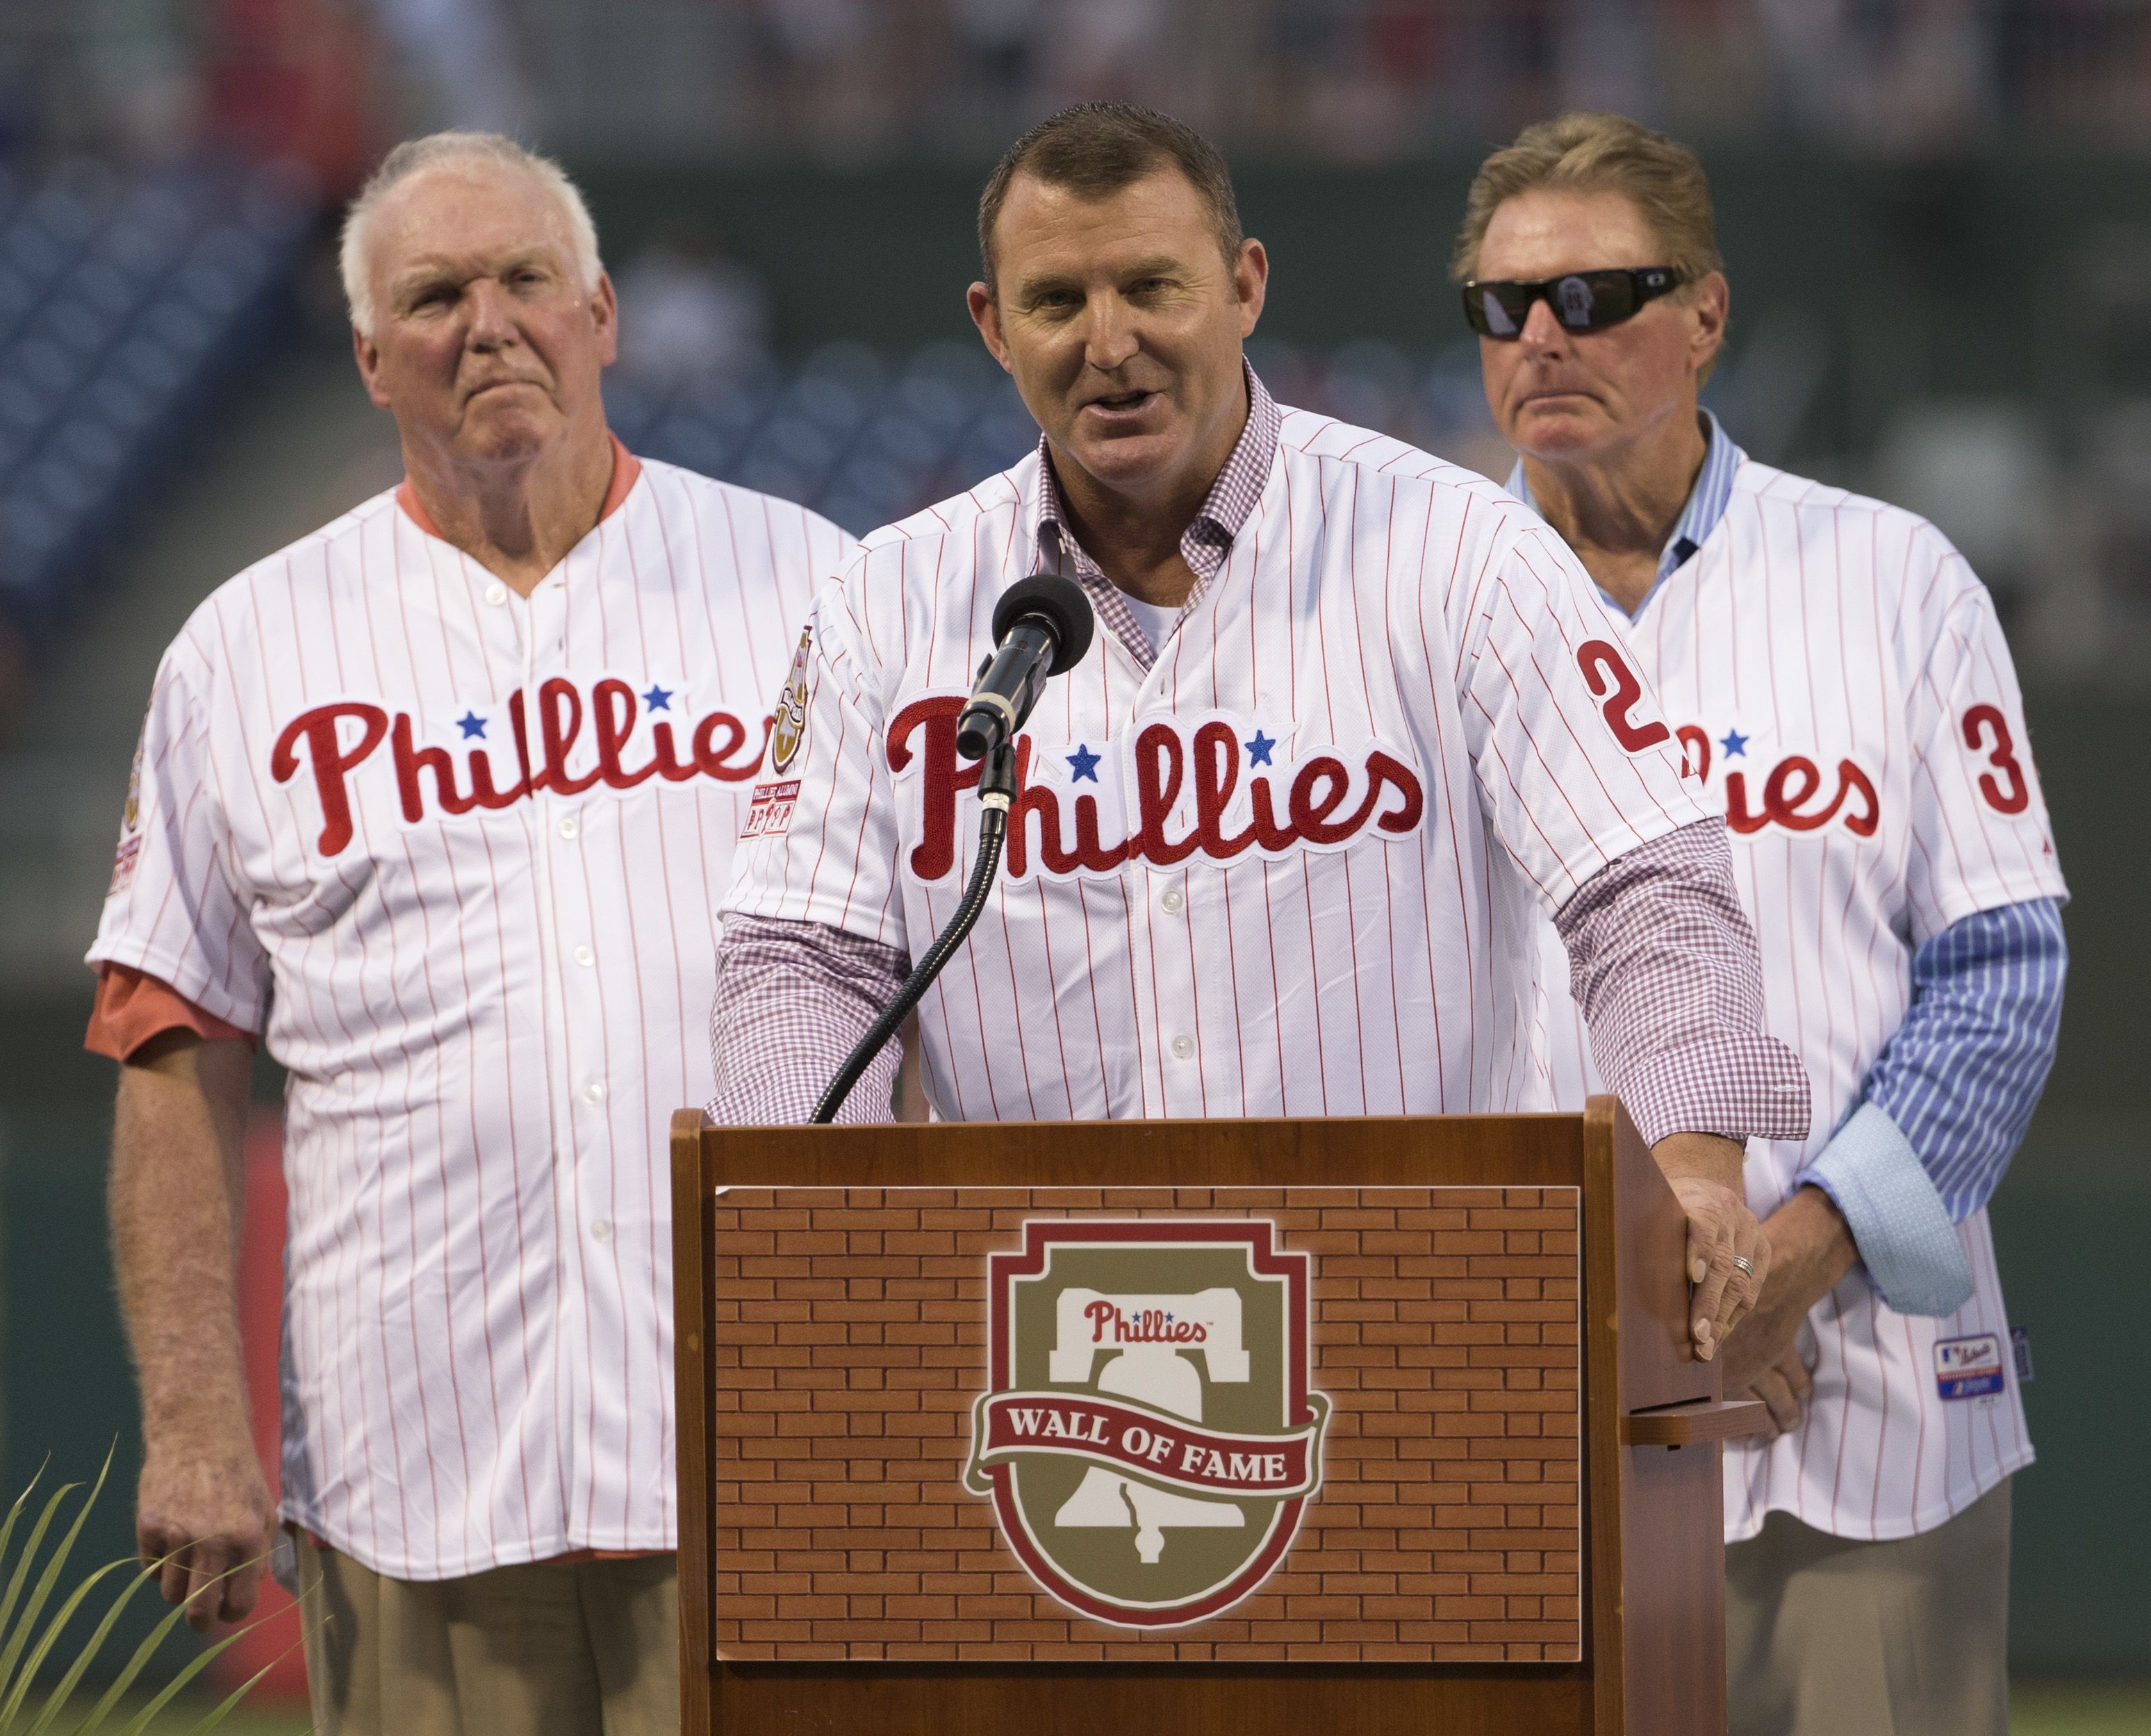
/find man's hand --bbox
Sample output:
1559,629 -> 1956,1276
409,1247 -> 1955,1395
137,1416 -> 276,1631
1651,1132 -> 1768,1361
1720,1183 -> 1860,1414
109,1032 -> 263,1634
1742,1345 -> 1814,1442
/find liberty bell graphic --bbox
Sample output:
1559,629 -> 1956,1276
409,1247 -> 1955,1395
1046,1286 -> 1248,1564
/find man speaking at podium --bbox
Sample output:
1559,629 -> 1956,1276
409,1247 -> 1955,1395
711,102 -> 1811,1365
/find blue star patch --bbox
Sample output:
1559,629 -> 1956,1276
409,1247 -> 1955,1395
1720,728 -> 1749,759
643,684 -> 672,711
1066,743 -> 1101,784
456,711 -> 487,740
1246,730 -> 1275,766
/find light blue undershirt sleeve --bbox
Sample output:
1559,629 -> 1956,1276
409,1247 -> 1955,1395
1794,898 -> 2067,1316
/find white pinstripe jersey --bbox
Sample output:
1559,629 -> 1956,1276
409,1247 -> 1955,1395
721,408 -> 1714,1121
87,458 -> 852,1579
1519,456 -> 2068,1541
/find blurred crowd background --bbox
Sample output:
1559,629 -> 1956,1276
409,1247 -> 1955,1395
0,0 -> 2141,1723
20,0 -> 2151,165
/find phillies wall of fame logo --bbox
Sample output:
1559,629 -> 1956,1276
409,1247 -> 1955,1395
962,1221 -> 1330,1628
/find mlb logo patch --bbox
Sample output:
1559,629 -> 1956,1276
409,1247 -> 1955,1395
741,779 -> 800,841
1934,1332 -> 2006,1400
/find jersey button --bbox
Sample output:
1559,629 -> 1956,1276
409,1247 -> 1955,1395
573,945 -> 595,968
1169,1034 -> 1194,1061
591,1218 -> 612,1242
484,583 -> 508,607
1160,888 -> 1185,916
558,816 -> 579,840
582,1082 -> 606,1105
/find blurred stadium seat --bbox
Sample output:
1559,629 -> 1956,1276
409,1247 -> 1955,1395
0,160 -> 309,646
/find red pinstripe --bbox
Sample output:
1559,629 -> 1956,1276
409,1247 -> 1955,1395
1528,454 -> 2059,1546
88,464 -> 839,1577
726,403 -> 1715,1154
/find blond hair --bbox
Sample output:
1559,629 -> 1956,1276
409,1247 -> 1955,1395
1452,112 -> 1722,288
339,131 -> 602,337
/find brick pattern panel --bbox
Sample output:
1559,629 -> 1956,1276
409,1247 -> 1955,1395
710,1186 -> 1580,1662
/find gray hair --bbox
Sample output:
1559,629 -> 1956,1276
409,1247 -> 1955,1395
339,131 -> 603,336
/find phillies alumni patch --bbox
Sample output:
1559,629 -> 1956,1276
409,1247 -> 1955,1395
741,779 -> 800,840
963,1220 -> 1329,1628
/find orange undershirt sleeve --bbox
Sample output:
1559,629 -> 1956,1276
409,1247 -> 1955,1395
85,963 -> 257,1061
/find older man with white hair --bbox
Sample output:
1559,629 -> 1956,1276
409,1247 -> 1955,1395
83,131 -> 853,1733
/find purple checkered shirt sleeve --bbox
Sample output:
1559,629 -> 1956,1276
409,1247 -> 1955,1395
1555,817 -> 1811,1147
707,914 -> 909,1125
1034,361 -> 1280,671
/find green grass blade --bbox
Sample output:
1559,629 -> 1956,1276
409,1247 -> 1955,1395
17,1561 -> 159,1736
0,1557 -> 138,1731
0,1454 -> 113,1708
172,1612 -> 323,1736
0,1483 -> 87,1706
0,1466 -> 47,1625
101,1619 -> 261,1736
60,1563 -> 250,1736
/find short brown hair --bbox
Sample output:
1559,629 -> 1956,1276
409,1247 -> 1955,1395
1451,111 -> 1722,288
976,102 -> 1243,295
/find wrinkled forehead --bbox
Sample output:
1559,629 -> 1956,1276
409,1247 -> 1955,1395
994,167 -> 1223,288
368,160 -> 578,285
1477,185 -> 1664,280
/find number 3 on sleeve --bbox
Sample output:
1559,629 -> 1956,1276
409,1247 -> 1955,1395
1961,703 -> 2030,815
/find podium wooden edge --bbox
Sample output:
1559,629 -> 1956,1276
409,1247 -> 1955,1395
1581,1096 -> 1732,1736
673,1107 -> 715,1736
1621,1398 -> 1770,1447
677,1105 -> 1730,1736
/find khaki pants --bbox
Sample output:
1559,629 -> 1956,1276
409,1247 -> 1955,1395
1726,1478 -> 2011,1736
295,1535 -> 679,1736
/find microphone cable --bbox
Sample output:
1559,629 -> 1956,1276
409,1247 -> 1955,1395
809,740 -> 1015,1125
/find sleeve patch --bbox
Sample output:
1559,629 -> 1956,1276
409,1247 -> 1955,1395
770,627 -> 813,773
743,779 -> 802,840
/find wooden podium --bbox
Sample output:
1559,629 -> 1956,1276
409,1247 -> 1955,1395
672,1100 -> 1763,1735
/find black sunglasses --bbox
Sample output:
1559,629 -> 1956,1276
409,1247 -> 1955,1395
1460,266 -> 1684,338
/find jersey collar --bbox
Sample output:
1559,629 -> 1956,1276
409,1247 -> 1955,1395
1028,360 -> 1280,670
395,431 -> 643,541
1505,408 -> 1745,621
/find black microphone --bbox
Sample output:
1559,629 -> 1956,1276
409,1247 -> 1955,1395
955,574 -> 1095,763
808,572 -> 1094,1124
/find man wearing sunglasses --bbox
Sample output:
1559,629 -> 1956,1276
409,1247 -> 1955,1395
1445,112 -> 2068,1736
